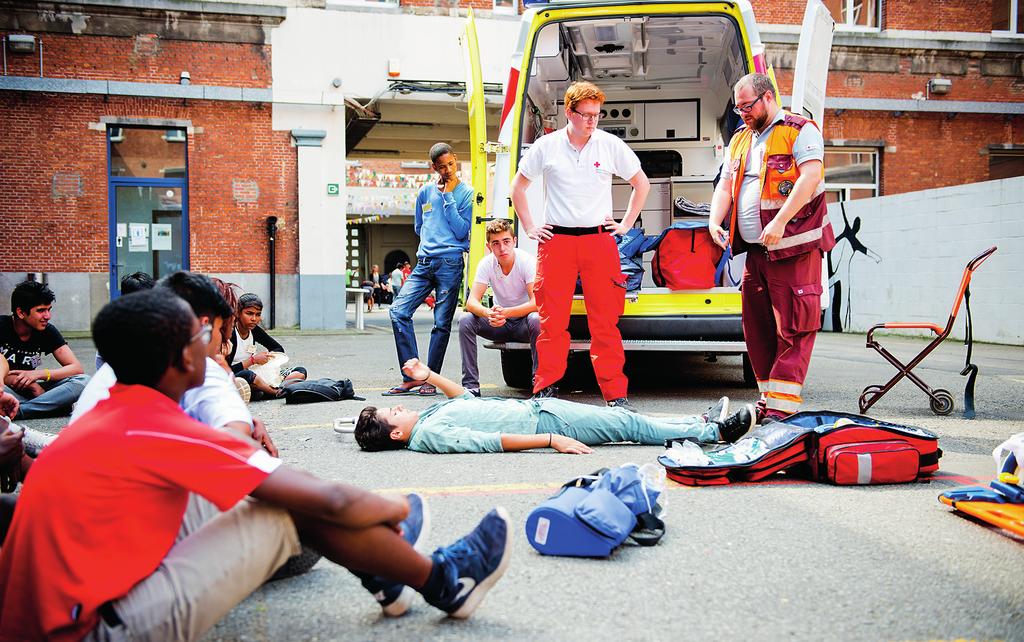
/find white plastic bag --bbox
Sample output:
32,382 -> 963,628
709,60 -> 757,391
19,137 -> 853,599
992,432 -> 1024,475
249,352 -> 289,387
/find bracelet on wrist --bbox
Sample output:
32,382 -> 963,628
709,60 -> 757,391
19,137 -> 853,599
547,434 -> 552,448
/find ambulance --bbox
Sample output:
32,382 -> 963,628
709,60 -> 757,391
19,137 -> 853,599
461,0 -> 835,389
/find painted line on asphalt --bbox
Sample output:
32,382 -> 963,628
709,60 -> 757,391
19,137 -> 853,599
369,482 -> 565,497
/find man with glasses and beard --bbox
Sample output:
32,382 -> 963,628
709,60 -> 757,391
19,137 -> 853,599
708,73 -> 835,424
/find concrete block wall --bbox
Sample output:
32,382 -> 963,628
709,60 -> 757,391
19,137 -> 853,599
824,176 -> 1023,345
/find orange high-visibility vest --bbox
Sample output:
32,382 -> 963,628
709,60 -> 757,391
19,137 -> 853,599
728,111 -> 836,260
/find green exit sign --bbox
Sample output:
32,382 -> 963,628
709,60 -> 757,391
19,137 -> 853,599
327,183 -> 340,196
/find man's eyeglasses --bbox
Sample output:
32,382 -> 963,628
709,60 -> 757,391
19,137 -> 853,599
190,323 -> 213,346
571,108 -> 601,122
733,91 -> 767,115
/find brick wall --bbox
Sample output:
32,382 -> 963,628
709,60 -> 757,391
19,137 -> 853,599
821,110 -> 1024,194
0,92 -> 298,275
751,0 -> 993,31
1,32 -> 271,87
771,64 -> 1024,105
882,0 -> 991,32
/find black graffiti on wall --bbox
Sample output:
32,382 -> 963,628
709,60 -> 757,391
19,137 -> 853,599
825,203 -> 881,332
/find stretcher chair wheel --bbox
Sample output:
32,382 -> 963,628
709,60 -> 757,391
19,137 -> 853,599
861,384 -> 884,399
929,389 -> 954,416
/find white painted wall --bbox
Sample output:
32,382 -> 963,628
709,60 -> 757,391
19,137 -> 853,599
268,7 -> 519,325
271,8 -> 519,99
824,177 -> 1023,345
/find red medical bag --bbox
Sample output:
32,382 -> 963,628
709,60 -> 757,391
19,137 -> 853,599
651,221 -> 724,290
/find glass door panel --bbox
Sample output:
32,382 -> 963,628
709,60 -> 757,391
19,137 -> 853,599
113,185 -> 184,292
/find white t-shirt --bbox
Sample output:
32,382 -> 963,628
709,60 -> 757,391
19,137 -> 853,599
518,127 -> 642,227
232,328 -> 256,366
70,358 -> 253,431
473,249 -> 536,308
721,111 -> 824,243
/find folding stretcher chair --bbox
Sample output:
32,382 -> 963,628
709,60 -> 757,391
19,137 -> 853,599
858,246 -> 997,417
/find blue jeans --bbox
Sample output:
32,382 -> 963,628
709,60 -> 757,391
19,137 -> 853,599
7,374 -> 90,419
389,255 -> 465,382
534,398 -> 718,445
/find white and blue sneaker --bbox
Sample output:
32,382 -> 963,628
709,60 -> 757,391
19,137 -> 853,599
359,493 -> 431,616
426,507 -> 512,619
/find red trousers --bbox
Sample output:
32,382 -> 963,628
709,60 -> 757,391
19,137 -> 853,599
533,233 -> 628,400
741,248 -> 823,416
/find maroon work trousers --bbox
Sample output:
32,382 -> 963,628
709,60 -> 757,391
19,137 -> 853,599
533,232 -> 627,401
741,247 -> 823,415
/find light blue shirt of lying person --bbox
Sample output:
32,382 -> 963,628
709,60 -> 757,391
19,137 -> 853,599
407,394 -> 720,454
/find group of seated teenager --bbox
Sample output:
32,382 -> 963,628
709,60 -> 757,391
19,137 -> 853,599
0,274 -> 514,639
0,263 -> 763,638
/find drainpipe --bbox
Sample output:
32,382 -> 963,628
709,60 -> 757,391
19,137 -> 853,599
266,216 -> 278,329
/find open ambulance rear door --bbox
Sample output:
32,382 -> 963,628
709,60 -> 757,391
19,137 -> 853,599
790,0 -> 835,306
791,0 -> 835,127
460,8 -> 490,281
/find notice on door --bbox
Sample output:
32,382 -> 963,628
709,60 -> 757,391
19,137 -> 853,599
129,223 -> 150,252
152,224 -> 173,251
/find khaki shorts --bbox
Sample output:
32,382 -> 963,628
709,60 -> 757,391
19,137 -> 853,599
85,494 -> 300,642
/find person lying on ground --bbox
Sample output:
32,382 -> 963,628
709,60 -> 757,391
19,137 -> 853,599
227,293 -> 306,400
71,272 -> 277,457
356,358 -> 754,454
0,290 -> 513,640
1,280 -> 90,419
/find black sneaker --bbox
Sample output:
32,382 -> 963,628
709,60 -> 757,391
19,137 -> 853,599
425,507 -> 512,619
467,389 -> 481,398
531,384 -> 559,400
606,397 -> 637,413
702,396 -> 730,424
713,403 -> 755,442
358,493 -> 431,617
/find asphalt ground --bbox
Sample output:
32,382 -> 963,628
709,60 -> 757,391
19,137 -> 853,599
18,304 -> 1024,641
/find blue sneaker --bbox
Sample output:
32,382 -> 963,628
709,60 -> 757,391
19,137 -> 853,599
358,493 -> 431,616
426,507 -> 512,619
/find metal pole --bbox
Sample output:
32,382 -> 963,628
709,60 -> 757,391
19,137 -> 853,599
266,216 -> 278,329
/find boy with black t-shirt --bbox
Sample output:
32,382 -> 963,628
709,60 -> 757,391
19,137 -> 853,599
0,281 -> 89,419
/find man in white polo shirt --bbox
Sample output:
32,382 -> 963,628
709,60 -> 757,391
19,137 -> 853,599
458,219 -> 540,397
510,81 -> 650,411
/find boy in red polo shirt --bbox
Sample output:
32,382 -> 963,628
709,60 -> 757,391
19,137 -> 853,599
0,290 -> 512,641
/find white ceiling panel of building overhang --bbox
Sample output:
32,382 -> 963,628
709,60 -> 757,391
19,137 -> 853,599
347,97 -> 502,160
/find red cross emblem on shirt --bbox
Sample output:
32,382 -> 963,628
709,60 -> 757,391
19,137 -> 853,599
594,161 -> 601,168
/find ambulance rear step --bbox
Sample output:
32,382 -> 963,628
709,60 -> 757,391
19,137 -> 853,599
484,339 -> 747,354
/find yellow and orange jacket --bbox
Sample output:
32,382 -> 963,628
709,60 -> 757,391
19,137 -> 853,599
727,110 -> 836,260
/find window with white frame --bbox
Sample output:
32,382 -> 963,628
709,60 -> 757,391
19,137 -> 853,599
824,147 -> 879,203
494,0 -> 517,13
823,0 -> 880,30
993,0 -> 1024,34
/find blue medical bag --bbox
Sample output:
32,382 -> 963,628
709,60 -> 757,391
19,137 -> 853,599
525,465 -> 664,557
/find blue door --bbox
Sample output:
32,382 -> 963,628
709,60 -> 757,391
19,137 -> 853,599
107,126 -> 189,297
